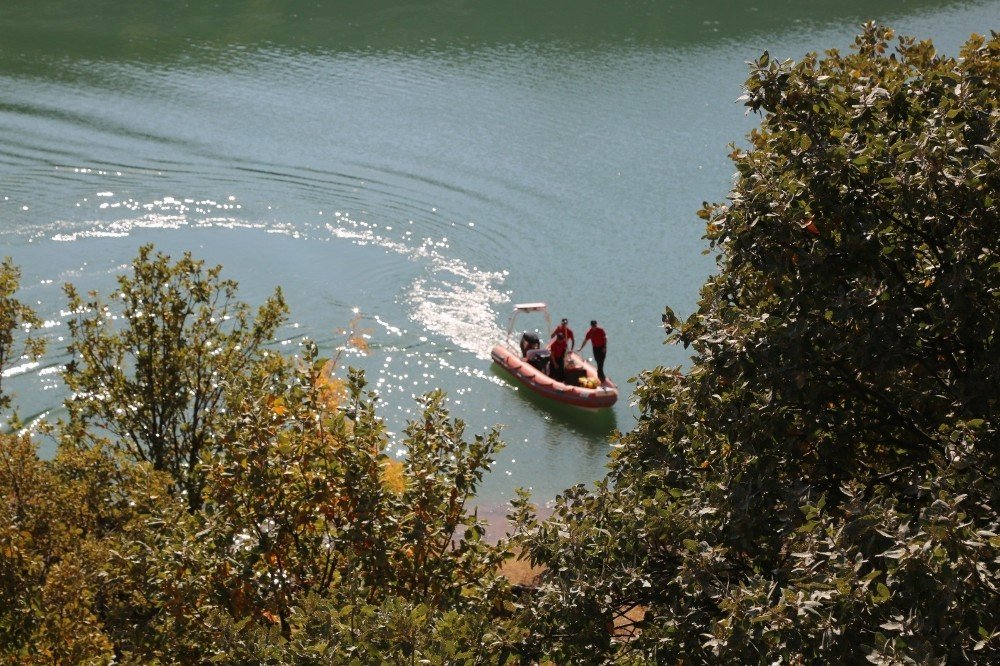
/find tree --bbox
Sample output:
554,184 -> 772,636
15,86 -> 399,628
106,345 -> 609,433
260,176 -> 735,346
514,25 -> 999,663
63,244 -> 287,510
0,257 -> 45,418
84,346 -> 517,662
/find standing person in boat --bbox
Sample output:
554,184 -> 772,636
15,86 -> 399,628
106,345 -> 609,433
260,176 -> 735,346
551,318 -> 575,348
548,331 -> 568,381
577,320 -> 607,383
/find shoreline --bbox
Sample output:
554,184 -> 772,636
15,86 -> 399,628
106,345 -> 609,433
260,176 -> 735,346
471,501 -> 555,545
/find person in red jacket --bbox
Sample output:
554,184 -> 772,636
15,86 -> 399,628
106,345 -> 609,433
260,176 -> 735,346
577,320 -> 607,382
548,331 -> 568,380
550,317 -> 575,350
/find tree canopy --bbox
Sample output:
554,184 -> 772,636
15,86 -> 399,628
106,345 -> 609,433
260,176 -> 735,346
63,245 -> 288,510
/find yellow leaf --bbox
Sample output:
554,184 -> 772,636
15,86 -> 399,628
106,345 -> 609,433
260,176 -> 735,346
269,396 -> 287,416
381,459 -> 406,495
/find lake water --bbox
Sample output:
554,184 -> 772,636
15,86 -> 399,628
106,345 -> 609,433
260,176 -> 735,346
2,1 -> 997,509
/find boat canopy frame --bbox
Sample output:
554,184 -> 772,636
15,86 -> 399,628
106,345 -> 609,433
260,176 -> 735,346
504,302 -> 553,347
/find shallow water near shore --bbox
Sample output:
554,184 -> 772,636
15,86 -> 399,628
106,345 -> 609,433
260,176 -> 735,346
2,0 -> 997,510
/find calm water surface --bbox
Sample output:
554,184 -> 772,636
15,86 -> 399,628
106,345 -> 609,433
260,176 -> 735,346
2,1 -> 997,508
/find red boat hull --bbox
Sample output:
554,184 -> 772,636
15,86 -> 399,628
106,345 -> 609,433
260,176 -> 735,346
490,344 -> 618,409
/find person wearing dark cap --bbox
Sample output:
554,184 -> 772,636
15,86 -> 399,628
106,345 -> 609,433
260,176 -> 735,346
577,320 -> 607,383
550,317 -> 575,350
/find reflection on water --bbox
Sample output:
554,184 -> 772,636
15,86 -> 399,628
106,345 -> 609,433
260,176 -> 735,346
2,0 -> 998,505
0,0 -> 984,65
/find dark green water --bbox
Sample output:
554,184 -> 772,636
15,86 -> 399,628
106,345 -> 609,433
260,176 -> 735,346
2,1 -> 997,508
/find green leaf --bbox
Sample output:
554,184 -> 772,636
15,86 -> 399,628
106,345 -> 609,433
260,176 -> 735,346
797,520 -> 818,533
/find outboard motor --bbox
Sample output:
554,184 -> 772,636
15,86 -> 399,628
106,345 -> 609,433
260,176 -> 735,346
526,348 -> 550,372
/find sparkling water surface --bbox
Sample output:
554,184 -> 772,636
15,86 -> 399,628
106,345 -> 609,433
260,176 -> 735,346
2,0 -> 997,509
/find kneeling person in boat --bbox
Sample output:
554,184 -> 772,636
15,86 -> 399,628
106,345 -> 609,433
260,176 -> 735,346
520,331 -> 550,372
519,331 -> 541,357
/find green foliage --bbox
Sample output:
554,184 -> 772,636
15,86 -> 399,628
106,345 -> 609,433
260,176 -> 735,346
0,432 -> 170,663
63,244 -> 288,510
80,353 -> 515,662
184,593 -> 520,664
0,257 -> 45,418
514,25 -> 1000,663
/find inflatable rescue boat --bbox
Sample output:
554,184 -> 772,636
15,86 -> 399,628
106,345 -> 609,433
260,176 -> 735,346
490,302 -> 618,409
